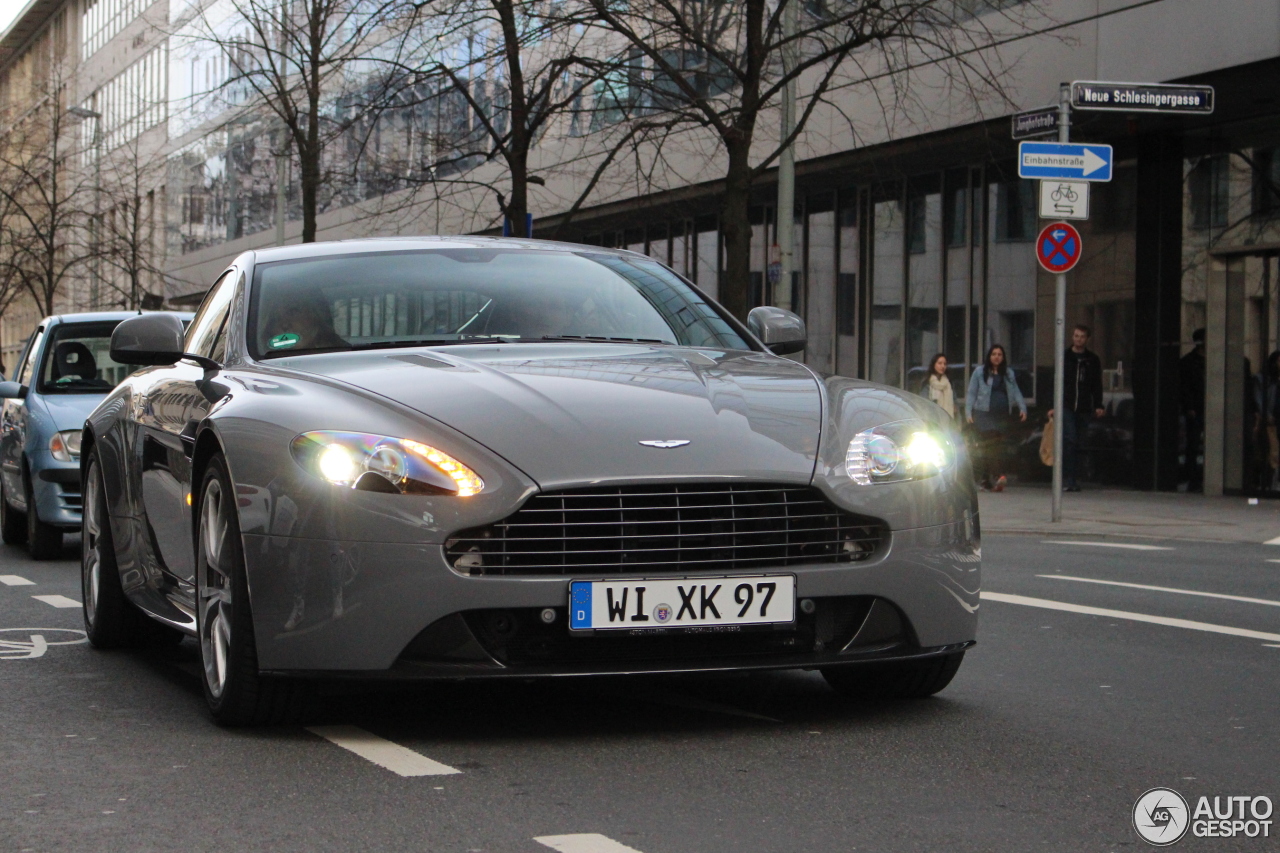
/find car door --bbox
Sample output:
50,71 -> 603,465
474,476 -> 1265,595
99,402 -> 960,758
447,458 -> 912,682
136,273 -> 237,583
1,326 -> 44,507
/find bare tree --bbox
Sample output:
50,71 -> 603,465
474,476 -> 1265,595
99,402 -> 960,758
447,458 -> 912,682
0,78 -> 100,316
360,0 -> 671,237
587,0 -> 1040,318
182,0 -> 429,242
98,132 -> 168,309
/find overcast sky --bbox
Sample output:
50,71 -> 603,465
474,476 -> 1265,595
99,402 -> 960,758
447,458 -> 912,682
0,1 -> 28,37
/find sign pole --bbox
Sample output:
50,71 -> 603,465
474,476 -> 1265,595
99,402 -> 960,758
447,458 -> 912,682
1051,83 -> 1070,523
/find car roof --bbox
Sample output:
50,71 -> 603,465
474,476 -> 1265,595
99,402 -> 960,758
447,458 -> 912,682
41,310 -> 196,326
248,236 -> 647,265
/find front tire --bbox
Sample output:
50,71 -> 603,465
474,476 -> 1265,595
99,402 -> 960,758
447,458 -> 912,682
0,477 -> 26,545
83,450 -> 145,648
197,454 -> 305,725
25,468 -> 62,560
822,652 -> 965,700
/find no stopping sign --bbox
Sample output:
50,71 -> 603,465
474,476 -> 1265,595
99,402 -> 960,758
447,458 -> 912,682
1036,221 -> 1082,273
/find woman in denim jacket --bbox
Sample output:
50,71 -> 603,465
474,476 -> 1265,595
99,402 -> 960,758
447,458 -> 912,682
966,344 -> 1027,491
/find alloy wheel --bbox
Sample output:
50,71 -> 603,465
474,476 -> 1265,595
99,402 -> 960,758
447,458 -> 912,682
81,463 -> 101,629
198,478 -> 233,699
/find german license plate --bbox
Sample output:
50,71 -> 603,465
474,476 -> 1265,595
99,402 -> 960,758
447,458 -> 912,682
568,575 -> 795,631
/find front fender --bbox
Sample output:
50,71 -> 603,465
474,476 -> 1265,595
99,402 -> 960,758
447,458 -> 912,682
812,376 -> 978,532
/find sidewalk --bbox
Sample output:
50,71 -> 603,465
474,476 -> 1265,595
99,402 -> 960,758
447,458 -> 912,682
978,485 -> 1280,544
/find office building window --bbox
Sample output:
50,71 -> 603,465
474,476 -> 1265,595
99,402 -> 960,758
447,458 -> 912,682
82,0 -> 148,60
994,178 -> 1036,241
1189,155 -> 1230,229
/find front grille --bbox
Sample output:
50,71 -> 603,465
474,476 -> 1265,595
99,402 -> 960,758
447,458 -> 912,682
445,482 -> 885,577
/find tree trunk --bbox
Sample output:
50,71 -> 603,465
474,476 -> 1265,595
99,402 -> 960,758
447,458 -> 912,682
496,0 -> 530,237
506,149 -> 528,236
299,146 -> 319,243
718,137 -> 754,320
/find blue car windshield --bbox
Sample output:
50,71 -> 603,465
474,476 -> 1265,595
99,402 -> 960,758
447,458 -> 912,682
37,322 -> 134,394
247,249 -> 751,358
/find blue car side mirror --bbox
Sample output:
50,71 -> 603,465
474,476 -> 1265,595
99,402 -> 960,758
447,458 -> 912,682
0,380 -> 26,399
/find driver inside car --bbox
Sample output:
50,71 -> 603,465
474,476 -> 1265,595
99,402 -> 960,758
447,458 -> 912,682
262,297 -> 348,352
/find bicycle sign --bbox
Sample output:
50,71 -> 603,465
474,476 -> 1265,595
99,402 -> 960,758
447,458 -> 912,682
1039,179 -> 1089,220
1036,222 -> 1083,274
0,627 -> 86,660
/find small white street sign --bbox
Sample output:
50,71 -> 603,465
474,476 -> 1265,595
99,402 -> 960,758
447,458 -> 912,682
1039,180 -> 1089,220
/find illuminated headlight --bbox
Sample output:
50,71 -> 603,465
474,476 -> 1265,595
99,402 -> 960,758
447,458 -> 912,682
846,420 -> 952,485
50,430 -> 82,462
291,431 -> 484,496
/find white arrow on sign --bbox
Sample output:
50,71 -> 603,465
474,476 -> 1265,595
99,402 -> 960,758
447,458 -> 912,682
1083,148 -> 1108,176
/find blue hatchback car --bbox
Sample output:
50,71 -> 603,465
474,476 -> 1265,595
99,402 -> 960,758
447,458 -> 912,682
0,311 -> 192,559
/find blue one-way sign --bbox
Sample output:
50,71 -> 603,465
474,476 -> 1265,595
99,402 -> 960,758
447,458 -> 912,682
1018,142 -> 1113,182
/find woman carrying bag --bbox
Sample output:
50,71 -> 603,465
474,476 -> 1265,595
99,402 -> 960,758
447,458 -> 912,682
966,344 -> 1027,491
920,353 -> 956,419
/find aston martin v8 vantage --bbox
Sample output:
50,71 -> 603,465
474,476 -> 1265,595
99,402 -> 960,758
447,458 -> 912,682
81,237 -> 980,724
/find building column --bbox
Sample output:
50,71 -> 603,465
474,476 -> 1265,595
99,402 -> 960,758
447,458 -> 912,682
1131,134 -> 1183,490
1203,256 -> 1246,496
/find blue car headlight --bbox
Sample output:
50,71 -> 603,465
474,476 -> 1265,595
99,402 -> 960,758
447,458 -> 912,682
290,431 -> 484,496
846,420 -> 953,485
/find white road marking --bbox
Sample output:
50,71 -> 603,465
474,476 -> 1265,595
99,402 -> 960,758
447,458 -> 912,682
32,594 -> 80,608
1266,559 -> 1280,564
0,634 -> 47,659
981,592 -> 1280,643
1038,575 -> 1280,608
1263,536 -> 1280,545
305,725 -> 460,777
1041,540 -> 1172,551
535,834 -> 646,853
0,575 -> 34,586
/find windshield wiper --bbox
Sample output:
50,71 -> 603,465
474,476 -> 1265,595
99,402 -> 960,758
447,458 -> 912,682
540,335 -> 669,344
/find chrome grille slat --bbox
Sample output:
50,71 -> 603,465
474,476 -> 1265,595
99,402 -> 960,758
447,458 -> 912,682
446,482 -> 885,577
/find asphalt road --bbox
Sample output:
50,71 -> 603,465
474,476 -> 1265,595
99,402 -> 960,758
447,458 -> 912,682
2,533 -> 1278,852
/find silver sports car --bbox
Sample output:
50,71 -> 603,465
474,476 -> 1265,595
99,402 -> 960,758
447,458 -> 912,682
82,237 -> 979,725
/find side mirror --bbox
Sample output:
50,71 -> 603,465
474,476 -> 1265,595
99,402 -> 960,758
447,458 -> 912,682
110,313 -> 187,366
747,306 -> 807,355
0,381 -> 25,399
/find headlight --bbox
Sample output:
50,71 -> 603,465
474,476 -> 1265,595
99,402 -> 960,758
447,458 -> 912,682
846,420 -> 952,485
50,430 -> 82,462
290,431 -> 484,496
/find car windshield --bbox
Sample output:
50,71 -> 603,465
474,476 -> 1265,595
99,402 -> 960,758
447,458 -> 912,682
247,248 -> 751,359
37,321 -> 135,394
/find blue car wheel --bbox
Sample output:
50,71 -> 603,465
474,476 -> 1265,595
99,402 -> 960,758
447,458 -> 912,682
24,466 -> 62,560
0,477 -> 25,545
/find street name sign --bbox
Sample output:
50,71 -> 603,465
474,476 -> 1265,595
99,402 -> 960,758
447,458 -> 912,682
1018,142 -> 1113,182
1037,222 -> 1083,274
1012,105 -> 1059,140
1071,81 -> 1214,114
1039,180 -> 1089,220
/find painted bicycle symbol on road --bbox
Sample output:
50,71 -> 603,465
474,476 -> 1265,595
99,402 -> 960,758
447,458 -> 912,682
0,628 -> 87,660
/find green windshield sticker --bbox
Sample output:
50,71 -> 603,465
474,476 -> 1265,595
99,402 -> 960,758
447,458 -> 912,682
270,333 -> 300,349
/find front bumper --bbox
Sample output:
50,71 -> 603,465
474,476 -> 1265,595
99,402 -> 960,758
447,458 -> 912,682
245,519 -> 980,676
31,460 -> 82,528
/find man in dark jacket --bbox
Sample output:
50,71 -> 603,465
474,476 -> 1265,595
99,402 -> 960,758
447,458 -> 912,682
1052,324 -> 1105,491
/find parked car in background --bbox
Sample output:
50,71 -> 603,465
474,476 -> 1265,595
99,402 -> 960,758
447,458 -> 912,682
0,311 -> 193,559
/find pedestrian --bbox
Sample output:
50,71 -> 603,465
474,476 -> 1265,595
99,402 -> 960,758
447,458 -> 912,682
920,353 -> 956,419
1180,329 -> 1206,491
966,344 -> 1028,492
1255,351 -> 1280,490
1048,324 -> 1105,492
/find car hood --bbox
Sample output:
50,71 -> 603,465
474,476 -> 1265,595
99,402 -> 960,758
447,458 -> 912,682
38,391 -> 110,432
272,344 -> 823,488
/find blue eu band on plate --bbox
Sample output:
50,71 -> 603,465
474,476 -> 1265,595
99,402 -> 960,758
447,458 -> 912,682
569,575 -> 796,631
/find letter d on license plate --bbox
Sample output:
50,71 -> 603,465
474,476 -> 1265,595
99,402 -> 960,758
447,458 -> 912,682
569,575 -> 795,631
